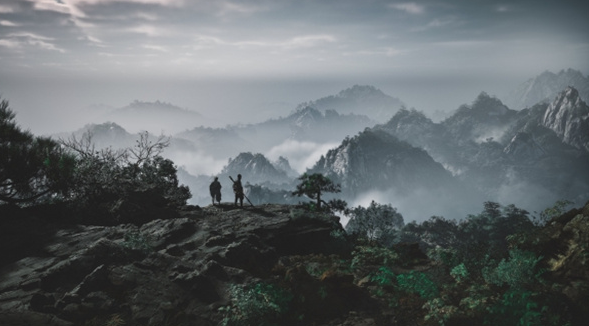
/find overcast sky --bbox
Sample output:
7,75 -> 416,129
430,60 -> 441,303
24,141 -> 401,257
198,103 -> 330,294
1,0 -> 588,133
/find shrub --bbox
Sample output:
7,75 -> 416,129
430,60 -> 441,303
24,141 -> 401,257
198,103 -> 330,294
483,249 -> 543,289
61,131 -> 190,221
485,289 -> 543,326
220,282 -> 293,326
346,200 -> 404,244
351,245 -> 400,269
396,271 -> 438,300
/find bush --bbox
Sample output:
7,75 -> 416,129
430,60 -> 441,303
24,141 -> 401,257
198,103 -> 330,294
351,245 -> 400,269
346,200 -> 404,244
61,131 -> 190,222
220,282 -> 293,326
485,289 -> 544,326
396,271 -> 438,300
483,249 -> 543,289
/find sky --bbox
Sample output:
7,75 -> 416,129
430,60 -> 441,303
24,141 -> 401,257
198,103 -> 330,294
1,0 -> 589,134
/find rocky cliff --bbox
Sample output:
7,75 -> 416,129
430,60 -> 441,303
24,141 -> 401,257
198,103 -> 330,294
542,87 -> 589,152
0,204 -> 354,326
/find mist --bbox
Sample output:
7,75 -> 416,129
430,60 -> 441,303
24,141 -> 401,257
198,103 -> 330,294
1,71 -> 527,137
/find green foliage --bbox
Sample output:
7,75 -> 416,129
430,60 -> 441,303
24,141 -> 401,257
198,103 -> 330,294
346,200 -> 404,243
1,98 -> 76,204
292,173 -> 340,209
450,263 -> 469,283
483,250 -> 543,289
396,271 -> 438,300
220,282 -> 293,326
423,297 -> 458,326
533,199 -> 574,226
351,245 -> 400,269
370,266 -> 396,286
485,289 -> 544,326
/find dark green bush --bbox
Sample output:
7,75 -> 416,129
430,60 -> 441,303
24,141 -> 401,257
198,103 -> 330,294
396,271 -> 438,300
220,282 -> 293,326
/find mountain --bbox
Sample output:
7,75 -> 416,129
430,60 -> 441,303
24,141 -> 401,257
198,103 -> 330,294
542,87 -> 589,152
374,89 -> 589,213
104,100 -> 204,134
232,106 -> 373,153
54,121 -> 136,149
220,152 -> 293,187
295,85 -> 405,122
504,69 -> 589,110
441,92 -> 518,142
175,126 -> 249,160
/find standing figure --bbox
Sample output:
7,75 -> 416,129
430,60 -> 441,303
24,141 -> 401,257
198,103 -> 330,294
233,174 -> 244,207
209,177 -> 222,205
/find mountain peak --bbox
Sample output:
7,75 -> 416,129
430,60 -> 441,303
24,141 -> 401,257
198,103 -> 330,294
542,86 -> 589,152
336,85 -> 385,99
295,85 -> 404,122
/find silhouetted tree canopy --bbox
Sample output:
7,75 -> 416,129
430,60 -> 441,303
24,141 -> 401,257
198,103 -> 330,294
292,173 -> 341,209
0,98 -> 75,204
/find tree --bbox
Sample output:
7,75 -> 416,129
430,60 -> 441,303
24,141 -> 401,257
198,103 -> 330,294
291,173 -> 341,209
346,200 -> 404,243
60,131 -> 191,218
0,98 -> 75,204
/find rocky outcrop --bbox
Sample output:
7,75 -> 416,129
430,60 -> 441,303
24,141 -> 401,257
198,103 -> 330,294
513,201 -> 589,324
542,87 -> 589,152
503,132 -> 546,160
0,204 -> 354,326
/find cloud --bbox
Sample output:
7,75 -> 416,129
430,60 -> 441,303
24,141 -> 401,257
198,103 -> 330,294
4,32 -> 66,52
389,2 -> 425,15
496,5 -> 511,13
281,34 -> 336,49
142,44 -> 168,52
412,18 -> 460,32
216,0 -> 270,16
0,5 -> 16,13
189,33 -> 337,52
0,20 -> 20,27
343,47 -> 402,57
127,24 -> 166,36
0,39 -> 20,49
265,139 -> 339,173
164,150 -> 227,176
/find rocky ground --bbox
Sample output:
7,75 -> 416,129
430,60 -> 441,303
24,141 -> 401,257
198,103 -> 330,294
0,203 -> 368,326
1,201 -> 588,326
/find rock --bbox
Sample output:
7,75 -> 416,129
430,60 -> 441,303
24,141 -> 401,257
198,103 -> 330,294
542,87 -> 589,152
0,204 -> 352,326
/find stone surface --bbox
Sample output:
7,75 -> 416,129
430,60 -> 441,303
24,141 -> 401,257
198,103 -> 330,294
0,204 -> 350,326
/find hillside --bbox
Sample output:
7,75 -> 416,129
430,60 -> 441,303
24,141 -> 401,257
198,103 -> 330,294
374,88 -> 589,213
1,200 -> 588,326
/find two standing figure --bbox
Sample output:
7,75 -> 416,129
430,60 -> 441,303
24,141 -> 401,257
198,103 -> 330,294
209,174 -> 244,207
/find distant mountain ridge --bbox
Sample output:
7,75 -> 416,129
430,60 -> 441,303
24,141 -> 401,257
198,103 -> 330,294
104,100 -> 204,134
375,87 -> 589,212
504,69 -> 589,110
296,85 -> 405,122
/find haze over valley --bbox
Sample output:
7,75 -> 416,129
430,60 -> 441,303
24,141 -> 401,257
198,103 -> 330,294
2,0 -> 589,223
36,69 -> 589,224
